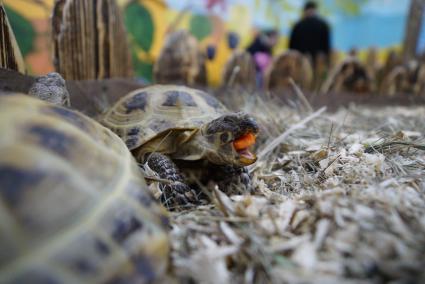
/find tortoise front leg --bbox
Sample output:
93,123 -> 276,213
145,152 -> 197,208
208,165 -> 253,194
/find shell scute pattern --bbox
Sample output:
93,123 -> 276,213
148,119 -> 176,133
128,127 -> 140,136
110,208 -> 143,245
0,166 -> 46,206
0,94 -> 169,284
27,124 -> 76,158
124,91 -> 148,114
52,233 -> 103,276
125,136 -> 141,149
196,90 -> 224,110
102,85 -> 227,150
162,90 -> 198,107
9,269 -> 61,284
95,238 -> 111,256
43,105 -> 90,131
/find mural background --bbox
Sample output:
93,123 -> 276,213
3,0 -> 410,86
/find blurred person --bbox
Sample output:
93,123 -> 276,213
246,29 -> 279,87
289,1 -> 331,66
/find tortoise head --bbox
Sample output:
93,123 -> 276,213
29,72 -> 71,107
201,112 -> 259,167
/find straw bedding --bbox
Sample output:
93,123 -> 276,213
169,95 -> 425,283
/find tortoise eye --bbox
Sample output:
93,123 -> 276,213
220,132 -> 233,144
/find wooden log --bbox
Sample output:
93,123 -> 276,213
0,3 -> 26,73
52,0 -> 133,80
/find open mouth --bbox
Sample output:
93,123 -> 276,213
233,132 -> 257,165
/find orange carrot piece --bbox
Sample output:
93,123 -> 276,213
233,133 -> 256,150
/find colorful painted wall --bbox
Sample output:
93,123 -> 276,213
4,0 -> 410,86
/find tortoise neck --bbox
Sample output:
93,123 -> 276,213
165,130 -> 208,161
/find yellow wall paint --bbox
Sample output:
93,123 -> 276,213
226,4 -> 251,37
4,0 -> 54,19
138,0 -> 169,61
206,37 -> 232,86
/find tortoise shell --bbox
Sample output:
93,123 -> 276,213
0,94 -> 169,284
153,30 -> 201,85
101,85 -> 227,151
321,58 -> 373,94
221,50 -> 256,89
264,50 -> 313,91
379,62 -> 425,96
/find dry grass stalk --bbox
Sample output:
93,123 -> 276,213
252,106 -> 326,169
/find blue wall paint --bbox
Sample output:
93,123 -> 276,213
332,13 -> 407,51
166,0 -> 410,51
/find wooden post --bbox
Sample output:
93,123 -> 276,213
0,3 -> 26,73
403,0 -> 425,61
52,0 -> 133,80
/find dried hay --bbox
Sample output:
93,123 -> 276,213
170,92 -> 425,283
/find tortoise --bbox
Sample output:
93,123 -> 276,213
154,30 -> 201,85
264,50 -> 313,92
379,61 -> 425,97
380,50 -> 402,81
221,50 -> 256,89
101,85 -> 259,207
364,47 -> 381,81
321,57 -> 373,94
0,94 -> 169,284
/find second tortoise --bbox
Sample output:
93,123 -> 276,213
101,85 -> 259,207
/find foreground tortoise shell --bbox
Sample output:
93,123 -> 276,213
0,94 -> 169,284
101,85 -> 227,155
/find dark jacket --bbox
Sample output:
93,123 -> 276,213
247,36 -> 273,56
289,15 -> 331,62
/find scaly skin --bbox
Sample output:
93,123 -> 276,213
28,72 -> 70,107
207,164 -> 253,193
146,152 -> 198,209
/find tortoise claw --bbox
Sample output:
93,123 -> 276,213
160,182 -> 198,209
